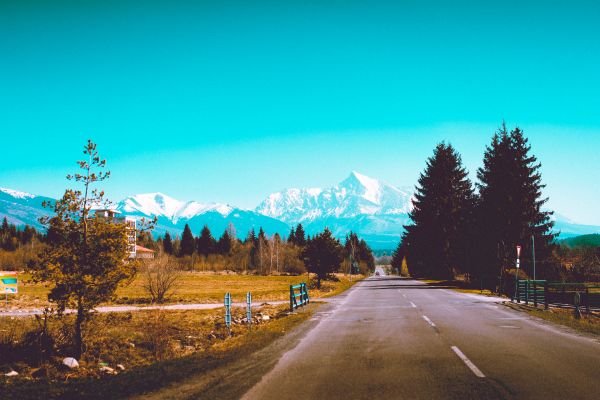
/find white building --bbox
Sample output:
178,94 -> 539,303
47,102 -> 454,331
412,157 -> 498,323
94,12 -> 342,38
94,209 -> 137,258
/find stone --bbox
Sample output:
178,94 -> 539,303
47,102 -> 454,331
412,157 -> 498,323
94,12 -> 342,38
63,357 -> 79,369
116,364 -> 125,371
262,315 -> 270,321
5,370 -> 18,377
100,366 -> 116,374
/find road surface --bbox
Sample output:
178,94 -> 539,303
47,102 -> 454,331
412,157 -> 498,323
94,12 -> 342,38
240,273 -> 600,400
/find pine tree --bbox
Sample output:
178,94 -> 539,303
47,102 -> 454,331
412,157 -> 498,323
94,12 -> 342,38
294,224 -> 306,246
196,225 -> 216,257
180,224 -> 195,256
217,229 -> 233,255
302,228 -> 344,288
288,226 -> 296,244
28,140 -> 137,358
402,143 -> 475,279
163,232 -> 174,255
475,125 -> 555,289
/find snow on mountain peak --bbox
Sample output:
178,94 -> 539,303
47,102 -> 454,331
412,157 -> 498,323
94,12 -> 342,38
0,187 -> 36,199
256,172 -> 413,223
118,192 -> 234,222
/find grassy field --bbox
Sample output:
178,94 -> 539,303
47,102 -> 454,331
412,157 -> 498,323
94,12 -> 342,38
7,273 -> 364,309
0,303 -> 319,399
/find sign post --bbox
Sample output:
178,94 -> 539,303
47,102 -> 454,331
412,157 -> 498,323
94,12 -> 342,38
514,245 -> 521,301
0,271 -> 18,306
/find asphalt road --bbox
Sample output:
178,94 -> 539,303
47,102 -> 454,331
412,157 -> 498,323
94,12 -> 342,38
241,271 -> 600,400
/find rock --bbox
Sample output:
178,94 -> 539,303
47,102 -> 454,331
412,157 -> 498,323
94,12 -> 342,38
128,342 -> 136,348
116,364 -> 125,371
5,370 -> 18,377
262,315 -> 270,321
100,366 -> 116,374
63,357 -> 79,369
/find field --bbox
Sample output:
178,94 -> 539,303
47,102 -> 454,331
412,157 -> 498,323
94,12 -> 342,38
0,303 -> 320,399
6,273 -> 364,310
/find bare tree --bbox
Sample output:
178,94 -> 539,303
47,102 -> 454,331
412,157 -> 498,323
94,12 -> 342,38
143,255 -> 180,303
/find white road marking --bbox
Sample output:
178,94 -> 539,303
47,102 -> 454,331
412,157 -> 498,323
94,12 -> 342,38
410,301 -> 417,308
499,325 -> 520,329
451,346 -> 486,378
422,315 -> 436,327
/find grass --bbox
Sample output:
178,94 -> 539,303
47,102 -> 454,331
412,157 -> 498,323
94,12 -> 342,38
7,273 -> 364,308
0,303 -> 319,400
503,302 -> 600,336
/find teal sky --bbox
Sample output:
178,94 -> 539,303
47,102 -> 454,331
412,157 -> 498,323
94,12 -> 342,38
1,1 -> 599,224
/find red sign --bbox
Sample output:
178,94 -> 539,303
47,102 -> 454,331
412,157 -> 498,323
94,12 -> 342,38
516,245 -> 522,258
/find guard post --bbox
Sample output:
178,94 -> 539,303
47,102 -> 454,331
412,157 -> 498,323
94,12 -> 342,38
246,291 -> 252,329
224,292 -> 232,336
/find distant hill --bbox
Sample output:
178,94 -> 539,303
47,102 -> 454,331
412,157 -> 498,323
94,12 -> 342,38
559,234 -> 600,248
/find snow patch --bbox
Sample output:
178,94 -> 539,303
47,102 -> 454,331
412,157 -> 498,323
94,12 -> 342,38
0,187 -> 35,199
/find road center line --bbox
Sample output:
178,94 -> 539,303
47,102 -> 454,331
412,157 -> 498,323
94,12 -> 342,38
422,315 -> 436,327
410,301 -> 417,308
451,346 -> 486,378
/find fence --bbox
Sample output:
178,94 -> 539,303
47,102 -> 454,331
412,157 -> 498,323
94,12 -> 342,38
513,280 -> 600,313
290,283 -> 309,312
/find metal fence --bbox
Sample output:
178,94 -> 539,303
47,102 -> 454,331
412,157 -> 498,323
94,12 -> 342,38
290,283 -> 309,312
513,280 -> 600,313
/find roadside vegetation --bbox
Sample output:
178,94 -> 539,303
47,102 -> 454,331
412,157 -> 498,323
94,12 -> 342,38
0,303 -> 319,399
391,125 -> 599,294
504,302 -> 600,336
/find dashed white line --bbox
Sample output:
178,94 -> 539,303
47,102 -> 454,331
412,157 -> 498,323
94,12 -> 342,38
451,346 -> 486,378
422,315 -> 436,327
409,301 -> 417,308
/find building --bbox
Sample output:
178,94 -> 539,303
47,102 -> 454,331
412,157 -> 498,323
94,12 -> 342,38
134,245 -> 156,259
94,209 -> 137,258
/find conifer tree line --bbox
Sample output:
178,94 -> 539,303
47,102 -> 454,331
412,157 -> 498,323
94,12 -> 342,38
392,124 -> 558,291
152,222 -> 375,277
0,217 -> 42,251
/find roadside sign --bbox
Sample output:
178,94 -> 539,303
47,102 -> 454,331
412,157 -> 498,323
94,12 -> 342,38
0,271 -> 18,294
516,245 -> 522,258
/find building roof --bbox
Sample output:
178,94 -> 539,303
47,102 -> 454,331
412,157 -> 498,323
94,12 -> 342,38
135,245 -> 155,253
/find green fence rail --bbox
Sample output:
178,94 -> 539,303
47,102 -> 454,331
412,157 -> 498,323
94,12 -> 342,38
290,283 -> 309,312
513,280 -> 600,313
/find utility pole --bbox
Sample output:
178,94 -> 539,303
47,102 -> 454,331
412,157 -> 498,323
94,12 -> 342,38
532,234 -> 536,281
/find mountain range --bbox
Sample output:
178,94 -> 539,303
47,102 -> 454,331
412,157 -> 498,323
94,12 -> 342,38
2,172 -> 599,249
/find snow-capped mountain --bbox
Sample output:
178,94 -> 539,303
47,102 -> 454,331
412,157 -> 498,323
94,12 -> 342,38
114,192 -> 288,238
117,192 -> 233,223
255,172 -> 414,248
256,171 -> 413,223
0,187 -> 53,231
2,175 -> 600,249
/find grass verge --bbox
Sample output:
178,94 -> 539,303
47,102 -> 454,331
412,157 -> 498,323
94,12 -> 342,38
0,304 -> 318,400
503,302 -> 600,336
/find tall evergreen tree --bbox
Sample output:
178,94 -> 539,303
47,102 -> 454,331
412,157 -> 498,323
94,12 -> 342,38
196,225 -> 216,257
180,224 -> 195,256
402,143 -> 475,279
163,232 -> 174,255
302,228 -> 344,288
294,223 -> 306,246
217,229 -> 233,255
475,125 -> 555,288
288,226 -> 296,244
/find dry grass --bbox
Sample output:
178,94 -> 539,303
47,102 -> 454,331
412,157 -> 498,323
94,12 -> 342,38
504,302 -> 600,336
5,273 -> 364,309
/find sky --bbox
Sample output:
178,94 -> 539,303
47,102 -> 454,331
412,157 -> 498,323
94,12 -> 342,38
1,0 -> 599,224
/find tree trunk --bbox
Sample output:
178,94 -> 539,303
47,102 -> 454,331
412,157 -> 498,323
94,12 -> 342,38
74,299 -> 85,359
